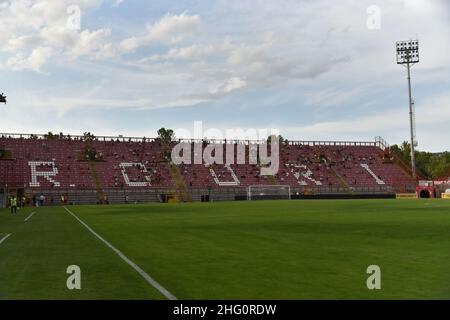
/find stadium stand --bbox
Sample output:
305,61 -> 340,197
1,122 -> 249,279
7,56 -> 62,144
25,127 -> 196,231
0,134 -> 416,205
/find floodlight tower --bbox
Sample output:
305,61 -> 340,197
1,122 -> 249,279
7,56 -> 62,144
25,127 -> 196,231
396,40 -> 419,181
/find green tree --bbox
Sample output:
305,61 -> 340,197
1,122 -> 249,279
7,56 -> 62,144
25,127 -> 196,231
83,132 -> 95,142
391,141 -> 450,179
157,128 -> 175,144
267,134 -> 287,145
44,131 -> 55,140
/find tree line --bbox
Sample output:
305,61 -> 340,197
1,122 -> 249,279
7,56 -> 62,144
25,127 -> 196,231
391,141 -> 450,180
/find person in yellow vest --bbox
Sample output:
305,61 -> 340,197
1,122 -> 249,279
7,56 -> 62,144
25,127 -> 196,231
10,196 -> 17,214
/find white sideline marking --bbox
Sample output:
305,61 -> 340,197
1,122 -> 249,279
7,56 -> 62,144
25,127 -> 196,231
62,206 -> 177,300
24,212 -> 36,222
0,234 -> 12,245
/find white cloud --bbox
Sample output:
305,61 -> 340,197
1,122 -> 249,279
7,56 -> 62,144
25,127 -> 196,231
112,0 -> 124,7
302,87 -> 364,108
2,35 -> 36,52
161,43 -> 231,61
140,33 -> 347,98
281,93 -> 450,151
70,29 -> 115,59
6,46 -> 54,72
120,12 -> 201,53
210,77 -> 247,94
0,0 -> 112,71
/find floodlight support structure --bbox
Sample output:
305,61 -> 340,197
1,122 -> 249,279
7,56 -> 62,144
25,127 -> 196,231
396,40 -> 419,181
406,62 -> 416,181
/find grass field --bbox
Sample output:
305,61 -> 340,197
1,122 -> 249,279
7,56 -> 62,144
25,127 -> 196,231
1,199 -> 450,300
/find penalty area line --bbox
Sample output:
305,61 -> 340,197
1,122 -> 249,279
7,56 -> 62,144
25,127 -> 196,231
62,206 -> 177,301
24,211 -> 36,222
0,233 -> 12,245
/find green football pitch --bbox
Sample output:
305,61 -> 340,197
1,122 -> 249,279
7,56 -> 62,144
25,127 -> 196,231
1,199 -> 450,300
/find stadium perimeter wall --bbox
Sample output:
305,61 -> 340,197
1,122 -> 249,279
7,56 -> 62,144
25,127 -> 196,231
4,186 -> 398,206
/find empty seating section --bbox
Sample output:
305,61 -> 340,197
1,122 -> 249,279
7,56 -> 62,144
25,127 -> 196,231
179,144 -> 273,188
277,144 -> 339,187
0,137 -> 92,188
230,144 -> 274,186
0,136 -> 414,191
89,140 -> 173,188
321,145 -> 413,187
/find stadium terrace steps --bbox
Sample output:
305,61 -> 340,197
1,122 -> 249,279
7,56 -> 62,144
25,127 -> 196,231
392,152 -> 425,181
168,162 -> 192,202
329,166 -> 350,190
267,174 -> 279,185
88,161 -> 104,203
0,136 -> 416,196
376,146 -> 421,181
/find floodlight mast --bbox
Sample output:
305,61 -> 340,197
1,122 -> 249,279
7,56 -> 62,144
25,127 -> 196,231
396,40 -> 419,181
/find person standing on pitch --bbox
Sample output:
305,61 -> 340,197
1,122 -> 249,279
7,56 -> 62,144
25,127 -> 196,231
10,196 -> 17,214
39,193 -> 45,207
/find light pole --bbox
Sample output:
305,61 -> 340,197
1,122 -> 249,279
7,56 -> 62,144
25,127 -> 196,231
396,40 -> 419,180
1,92 -> 6,207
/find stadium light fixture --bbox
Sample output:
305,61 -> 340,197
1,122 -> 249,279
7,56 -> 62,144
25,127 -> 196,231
396,40 -> 419,181
396,40 -> 419,65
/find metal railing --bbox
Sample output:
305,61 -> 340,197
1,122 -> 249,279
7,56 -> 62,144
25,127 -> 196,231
1,132 -> 380,147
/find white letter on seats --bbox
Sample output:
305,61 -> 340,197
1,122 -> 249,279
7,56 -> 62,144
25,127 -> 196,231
29,161 -> 61,187
120,163 -> 151,187
210,165 -> 240,186
360,164 -> 385,185
292,164 -> 322,186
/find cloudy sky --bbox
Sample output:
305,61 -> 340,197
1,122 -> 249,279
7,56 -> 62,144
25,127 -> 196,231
0,0 -> 449,151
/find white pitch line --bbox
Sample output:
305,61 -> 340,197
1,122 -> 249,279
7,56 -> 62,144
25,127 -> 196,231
62,206 -> 177,300
0,233 -> 12,245
24,211 -> 36,222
